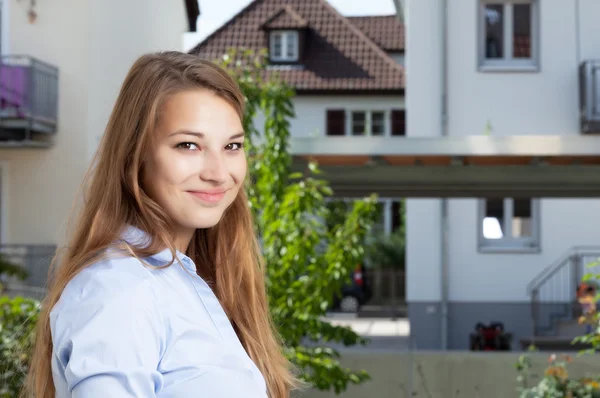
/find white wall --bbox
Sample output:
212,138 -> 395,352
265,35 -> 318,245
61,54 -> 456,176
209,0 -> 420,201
3,0 -> 185,245
407,0 -> 600,140
86,0 -> 186,160
5,0 -> 91,244
254,95 -> 405,138
1,0 -> 10,54
448,199 -> 600,302
405,0 -> 600,302
447,0 -> 580,137
404,0 -> 443,302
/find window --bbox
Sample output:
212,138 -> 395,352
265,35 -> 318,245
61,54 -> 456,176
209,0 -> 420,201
358,198 -> 403,237
351,111 -> 387,136
478,197 -> 540,252
326,109 -> 405,136
370,201 -> 386,236
371,111 -> 385,136
351,111 -> 367,135
269,31 -> 299,62
478,0 -> 539,71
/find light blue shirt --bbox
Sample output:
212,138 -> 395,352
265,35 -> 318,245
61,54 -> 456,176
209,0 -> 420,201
50,226 -> 268,397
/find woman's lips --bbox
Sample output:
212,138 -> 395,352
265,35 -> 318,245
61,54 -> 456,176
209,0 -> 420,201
187,190 -> 226,203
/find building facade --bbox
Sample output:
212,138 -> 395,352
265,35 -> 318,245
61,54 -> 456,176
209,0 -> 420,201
406,0 -> 600,350
0,0 -> 191,288
189,0 -> 406,234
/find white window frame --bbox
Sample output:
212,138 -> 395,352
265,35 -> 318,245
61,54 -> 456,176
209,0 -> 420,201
347,110 -> 389,137
477,0 -> 540,72
325,197 -> 401,236
269,30 -> 299,62
477,198 -> 541,253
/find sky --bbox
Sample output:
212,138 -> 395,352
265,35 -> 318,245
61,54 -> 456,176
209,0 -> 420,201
183,0 -> 397,51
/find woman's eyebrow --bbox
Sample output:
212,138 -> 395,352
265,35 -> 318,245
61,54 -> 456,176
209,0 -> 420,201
169,130 -> 245,140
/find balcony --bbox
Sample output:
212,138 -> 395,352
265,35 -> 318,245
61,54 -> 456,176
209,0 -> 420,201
290,135 -> 600,197
0,55 -> 59,147
0,244 -> 56,300
579,60 -> 600,134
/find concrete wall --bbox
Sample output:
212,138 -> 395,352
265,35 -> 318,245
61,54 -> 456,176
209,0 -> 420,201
405,0 -> 600,349
3,0 -> 185,245
85,0 -> 186,159
297,351 -> 600,398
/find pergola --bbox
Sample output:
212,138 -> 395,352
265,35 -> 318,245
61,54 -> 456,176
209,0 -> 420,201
291,135 -> 600,198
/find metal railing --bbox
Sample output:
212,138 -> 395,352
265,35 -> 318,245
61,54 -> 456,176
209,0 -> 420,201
0,55 -> 59,139
527,246 -> 600,336
364,268 -> 405,317
579,59 -> 600,133
0,244 -> 56,300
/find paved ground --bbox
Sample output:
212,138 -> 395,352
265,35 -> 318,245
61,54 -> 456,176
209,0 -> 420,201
325,313 -> 410,336
317,313 -> 412,351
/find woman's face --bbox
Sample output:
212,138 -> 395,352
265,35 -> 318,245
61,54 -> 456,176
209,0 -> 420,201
143,89 -> 246,237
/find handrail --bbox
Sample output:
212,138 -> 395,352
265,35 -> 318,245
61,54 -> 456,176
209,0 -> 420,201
527,245 -> 600,295
0,80 -> 25,108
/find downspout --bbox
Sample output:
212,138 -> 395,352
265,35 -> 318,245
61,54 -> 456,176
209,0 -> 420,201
440,0 -> 449,351
0,0 -> 3,55
575,0 -> 581,65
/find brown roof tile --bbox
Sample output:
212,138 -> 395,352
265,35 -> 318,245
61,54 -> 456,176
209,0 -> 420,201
261,5 -> 308,29
347,15 -> 404,52
189,0 -> 404,93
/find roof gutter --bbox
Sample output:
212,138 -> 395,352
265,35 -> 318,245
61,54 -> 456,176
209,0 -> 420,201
392,0 -> 405,23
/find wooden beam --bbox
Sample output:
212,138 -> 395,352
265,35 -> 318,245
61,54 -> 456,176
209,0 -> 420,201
291,161 -> 600,198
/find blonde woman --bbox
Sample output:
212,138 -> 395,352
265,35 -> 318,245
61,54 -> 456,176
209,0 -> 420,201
25,51 -> 296,398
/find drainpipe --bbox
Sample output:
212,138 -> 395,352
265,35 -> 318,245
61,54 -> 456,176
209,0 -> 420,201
575,0 -> 581,64
0,0 -> 3,56
440,0 -> 449,351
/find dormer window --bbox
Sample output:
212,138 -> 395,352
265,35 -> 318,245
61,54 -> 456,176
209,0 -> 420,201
270,30 -> 299,62
261,6 -> 307,64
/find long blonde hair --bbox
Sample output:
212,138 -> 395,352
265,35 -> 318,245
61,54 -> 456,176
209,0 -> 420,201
24,51 -> 296,398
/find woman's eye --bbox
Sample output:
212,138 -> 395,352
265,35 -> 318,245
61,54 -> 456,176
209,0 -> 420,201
225,142 -> 244,151
176,142 -> 199,151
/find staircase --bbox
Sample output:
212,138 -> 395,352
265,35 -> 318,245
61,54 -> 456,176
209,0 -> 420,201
523,246 -> 600,351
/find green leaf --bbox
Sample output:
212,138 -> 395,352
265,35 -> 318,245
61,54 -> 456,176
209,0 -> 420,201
212,48 -> 380,394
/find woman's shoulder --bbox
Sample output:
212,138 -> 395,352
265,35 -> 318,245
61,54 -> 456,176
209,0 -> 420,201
49,253 -> 168,386
51,252 -> 162,320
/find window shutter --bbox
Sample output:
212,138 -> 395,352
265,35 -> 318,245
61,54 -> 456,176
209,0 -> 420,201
391,109 -> 406,136
326,109 -> 346,136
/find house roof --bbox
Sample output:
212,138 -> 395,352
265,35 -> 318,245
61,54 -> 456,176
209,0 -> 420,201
347,15 -> 404,52
261,5 -> 308,29
189,0 -> 404,93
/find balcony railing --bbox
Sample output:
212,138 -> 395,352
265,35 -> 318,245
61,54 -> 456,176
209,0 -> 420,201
0,244 -> 56,300
579,60 -> 600,134
0,55 -> 59,145
527,246 -> 600,337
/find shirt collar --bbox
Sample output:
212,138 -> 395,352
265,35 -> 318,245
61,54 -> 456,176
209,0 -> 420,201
119,224 -> 195,271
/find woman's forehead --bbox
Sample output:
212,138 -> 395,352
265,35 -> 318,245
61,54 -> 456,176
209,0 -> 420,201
157,90 -> 243,138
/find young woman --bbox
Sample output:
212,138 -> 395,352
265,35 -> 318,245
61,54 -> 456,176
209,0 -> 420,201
25,51 -> 296,398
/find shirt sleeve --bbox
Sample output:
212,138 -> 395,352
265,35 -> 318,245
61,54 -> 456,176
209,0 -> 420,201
51,277 -> 164,398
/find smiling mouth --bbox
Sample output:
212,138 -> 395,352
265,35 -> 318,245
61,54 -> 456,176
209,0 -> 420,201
187,190 -> 227,203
